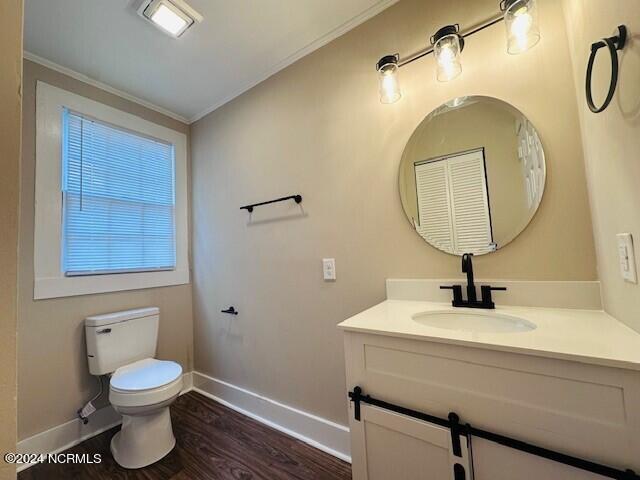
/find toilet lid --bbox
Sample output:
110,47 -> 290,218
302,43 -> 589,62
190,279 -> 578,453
110,358 -> 182,392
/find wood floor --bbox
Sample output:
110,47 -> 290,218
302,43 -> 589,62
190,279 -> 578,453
19,391 -> 352,480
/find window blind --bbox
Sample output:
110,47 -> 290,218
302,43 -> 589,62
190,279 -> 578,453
61,109 -> 176,275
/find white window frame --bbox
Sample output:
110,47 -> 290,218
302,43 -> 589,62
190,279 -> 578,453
34,81 -> 189,299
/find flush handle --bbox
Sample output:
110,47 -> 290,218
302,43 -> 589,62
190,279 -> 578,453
96,328 -> 112,334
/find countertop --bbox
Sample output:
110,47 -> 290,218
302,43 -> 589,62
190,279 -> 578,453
337,300 -> 640,371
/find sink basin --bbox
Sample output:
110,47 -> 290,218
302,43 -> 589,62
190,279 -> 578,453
412,310 -> 536,333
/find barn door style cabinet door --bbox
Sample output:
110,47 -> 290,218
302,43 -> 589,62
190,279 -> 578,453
349,403 -> 472,480
343,331 -> 640,480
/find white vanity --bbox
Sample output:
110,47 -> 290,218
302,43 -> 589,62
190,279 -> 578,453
338,279 -> 640,480
346,94 -> 640,479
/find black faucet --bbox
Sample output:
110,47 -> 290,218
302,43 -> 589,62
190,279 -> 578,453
440,253 -> 507,309
461,253 -> 477,303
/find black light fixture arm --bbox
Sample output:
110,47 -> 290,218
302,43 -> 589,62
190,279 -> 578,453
395,13 -> 503,68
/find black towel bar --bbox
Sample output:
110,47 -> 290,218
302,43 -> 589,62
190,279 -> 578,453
586,25 -> 627,113
240,195 -> 302,213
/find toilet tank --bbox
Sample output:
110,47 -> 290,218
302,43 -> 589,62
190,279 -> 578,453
85,307 -> 159,375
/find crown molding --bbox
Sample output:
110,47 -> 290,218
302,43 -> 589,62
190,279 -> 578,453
187,0 -> 400,123
23,51 -> 190,124
24,0 -> 399,125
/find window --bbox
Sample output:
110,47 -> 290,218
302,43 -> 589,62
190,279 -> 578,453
62,111 -> 176,275
34,82 -> 189,299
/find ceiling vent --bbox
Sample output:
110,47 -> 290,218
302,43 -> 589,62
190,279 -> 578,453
137,0 -> 203,38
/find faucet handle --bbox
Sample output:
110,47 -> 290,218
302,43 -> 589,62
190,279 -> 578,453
440,285 -> 463,306
480,285 -> 507,309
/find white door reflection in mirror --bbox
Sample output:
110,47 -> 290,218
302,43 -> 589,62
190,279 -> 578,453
415,149 -> 494,255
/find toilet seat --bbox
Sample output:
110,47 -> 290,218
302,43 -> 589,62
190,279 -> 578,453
109,358 -> 183,408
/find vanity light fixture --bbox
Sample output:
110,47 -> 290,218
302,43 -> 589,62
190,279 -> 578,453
375,0 -> 541,101
500,0 -> 540,54
376,54 -> 402,104
431,25 -> 465,82
137,0 -> 203,38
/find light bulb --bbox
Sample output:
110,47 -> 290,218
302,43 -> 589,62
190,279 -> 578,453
511,9 -> 533,52
380,70 -> 401,104
434,34 -> 463,82
503,0 -> 540,54
377,55 -> 401,104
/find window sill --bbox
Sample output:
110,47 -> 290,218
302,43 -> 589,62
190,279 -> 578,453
34,268 -> 190,300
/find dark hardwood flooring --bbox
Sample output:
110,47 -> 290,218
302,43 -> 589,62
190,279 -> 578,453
19,391 -> 352,480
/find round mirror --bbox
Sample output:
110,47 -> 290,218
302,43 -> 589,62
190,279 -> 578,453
399,96 -> 545,256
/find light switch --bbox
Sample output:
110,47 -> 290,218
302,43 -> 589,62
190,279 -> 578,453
322,258 -> 336,281
616,233 -> 637,284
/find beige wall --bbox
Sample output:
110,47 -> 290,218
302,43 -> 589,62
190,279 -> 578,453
17,60 -> 193,440
191,0 -> 597,426
399,100 -> 530,248
562,0 -> 640,333
0,1 -> 22,478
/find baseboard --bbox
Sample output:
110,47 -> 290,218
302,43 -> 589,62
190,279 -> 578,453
16,371 -> 350,472
16,404 -> 121,472
181,371 -> 193,392
16,372 -> 194,472
192,371 -> 351,463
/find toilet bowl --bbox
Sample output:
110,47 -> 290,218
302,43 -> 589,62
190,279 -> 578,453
85,307 -> 183,469
109,358 -> 183,469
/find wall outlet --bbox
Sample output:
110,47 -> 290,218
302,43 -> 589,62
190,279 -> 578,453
616,233 -> 637,284
322,258 -> 336,281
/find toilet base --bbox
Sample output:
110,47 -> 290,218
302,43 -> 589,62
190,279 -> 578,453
111,405 -> 176,469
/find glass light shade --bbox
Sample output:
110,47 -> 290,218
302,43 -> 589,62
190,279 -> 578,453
504,0 -> 540,54
434,34 -> 463,82
378,63 -> 401,104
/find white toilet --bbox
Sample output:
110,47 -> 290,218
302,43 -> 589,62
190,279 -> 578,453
85,307 -> 183,469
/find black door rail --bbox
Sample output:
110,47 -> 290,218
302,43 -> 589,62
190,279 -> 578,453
349,387 -> 639,480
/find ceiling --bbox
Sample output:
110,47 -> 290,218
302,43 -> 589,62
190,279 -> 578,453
24,0 -> 397,123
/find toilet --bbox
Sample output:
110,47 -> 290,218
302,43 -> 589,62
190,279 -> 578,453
85,307 -> 183,469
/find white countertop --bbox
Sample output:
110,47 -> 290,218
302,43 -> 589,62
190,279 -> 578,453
338,300 -> 640,371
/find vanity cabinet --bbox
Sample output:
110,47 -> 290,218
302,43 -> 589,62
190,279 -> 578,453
343,331 -> 640,480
